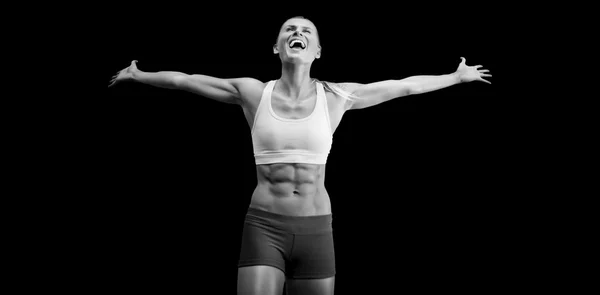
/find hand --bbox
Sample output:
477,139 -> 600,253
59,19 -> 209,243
108,60 -> 139,88
455,57 -> 492,84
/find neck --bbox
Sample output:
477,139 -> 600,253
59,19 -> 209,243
278,62 -> 313,100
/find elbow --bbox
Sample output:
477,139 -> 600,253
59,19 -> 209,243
171,74 -> 188,88
406,82 -> 423,95
401,84 -> 421,96
395,81 -> 421,96
407,86 -> 422,95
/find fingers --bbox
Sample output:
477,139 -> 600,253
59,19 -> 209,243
474,65 -> 483,69
460,57 -> 466,64
479,77 -> 491,84
108,72 -> 119,87
479,69 -> 491,77
109,63 -> 131,87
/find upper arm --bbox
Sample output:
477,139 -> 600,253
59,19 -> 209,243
339,80 -> 413,110
174,74 -> 260,105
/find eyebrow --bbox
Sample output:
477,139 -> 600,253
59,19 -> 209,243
285,25 -> 314,31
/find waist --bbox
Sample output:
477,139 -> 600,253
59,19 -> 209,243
244,207 -> 332,234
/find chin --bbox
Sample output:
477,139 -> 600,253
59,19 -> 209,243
283,52 -> 313,63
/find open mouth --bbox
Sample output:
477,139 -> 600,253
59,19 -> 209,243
288,39 -> 306,50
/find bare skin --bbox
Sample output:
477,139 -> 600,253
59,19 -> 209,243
195,74 -> 347,217
249,79 -> 346,217
108,17 -> 491,295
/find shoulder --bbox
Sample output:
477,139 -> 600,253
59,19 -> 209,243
229,77 -> 269,106
229,77 -> 266,90
319,80 -> 364,110
315,81 -> 340,111
334,82 -> 364,93
318,80 -> 365,95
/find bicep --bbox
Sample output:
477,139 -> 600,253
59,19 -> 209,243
341,80 -> 412,110
174,74 -> 243,104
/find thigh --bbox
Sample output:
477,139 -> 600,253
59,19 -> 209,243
288,231 -> 335,279
238,222 -> 290,270
237,265 -> 285,295
286,276 -> 335,295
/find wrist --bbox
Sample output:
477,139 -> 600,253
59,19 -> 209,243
453,71 -> 463,84
130,69 -> 142,81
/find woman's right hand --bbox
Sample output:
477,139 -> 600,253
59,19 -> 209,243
108,60 -> 139,88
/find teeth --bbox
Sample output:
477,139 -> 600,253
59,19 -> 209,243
289,40 -> 306,49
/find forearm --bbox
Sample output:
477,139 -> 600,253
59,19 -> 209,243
132,70 -> 186,89
401,72 -> 461,95
346,58 -> 488,110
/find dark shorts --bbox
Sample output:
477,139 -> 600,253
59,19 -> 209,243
238,207 -> 335,279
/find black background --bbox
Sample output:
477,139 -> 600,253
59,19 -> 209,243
105,5 -> 512,294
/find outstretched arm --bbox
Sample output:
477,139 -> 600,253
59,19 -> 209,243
108,60 -> 258,105
341,57 -> 492,110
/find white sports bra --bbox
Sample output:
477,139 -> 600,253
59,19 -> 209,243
251,80 -> 333,165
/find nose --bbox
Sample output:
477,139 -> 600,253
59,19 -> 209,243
292,30 -> 303,37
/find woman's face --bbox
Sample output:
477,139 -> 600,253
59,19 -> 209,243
274,18 -> 321,64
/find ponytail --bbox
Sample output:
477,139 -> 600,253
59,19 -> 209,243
313,79 -> 359,103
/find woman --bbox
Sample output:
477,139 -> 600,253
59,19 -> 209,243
108,16 -> 491,295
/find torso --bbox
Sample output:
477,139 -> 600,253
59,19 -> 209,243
237,79 -> 349,216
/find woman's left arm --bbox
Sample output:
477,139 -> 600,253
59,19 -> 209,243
342,57 -> 492,110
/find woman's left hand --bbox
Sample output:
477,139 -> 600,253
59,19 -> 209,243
455,57 -> 492,84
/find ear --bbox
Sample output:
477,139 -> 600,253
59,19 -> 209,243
316,45 -> 322,59
273,44 -> 279,54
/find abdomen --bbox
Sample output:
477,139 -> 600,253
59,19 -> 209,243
250,163 -> 331,216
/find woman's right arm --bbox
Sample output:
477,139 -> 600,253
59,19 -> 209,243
108,60 -> 256,105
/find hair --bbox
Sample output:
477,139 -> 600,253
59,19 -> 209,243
314,79 -> 359,103
288,15 -> 307,20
